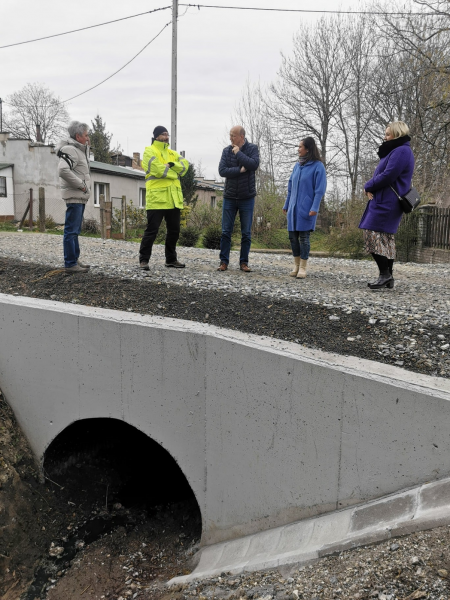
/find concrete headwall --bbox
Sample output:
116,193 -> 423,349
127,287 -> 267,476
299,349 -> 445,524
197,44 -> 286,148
1,294 -> 450,547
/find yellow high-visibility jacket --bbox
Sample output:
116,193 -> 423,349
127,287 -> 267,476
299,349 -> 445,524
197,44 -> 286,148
142,140 -> 189,209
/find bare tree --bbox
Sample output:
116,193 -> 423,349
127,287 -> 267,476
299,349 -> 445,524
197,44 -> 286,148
374,0 -> 450,194
3,83 -> 70,144
268,15 -> 350,176
333,16 -> 380,203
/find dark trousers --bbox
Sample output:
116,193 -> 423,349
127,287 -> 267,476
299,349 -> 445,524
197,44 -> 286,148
63,203 -> 85,268
219,197 -> 255,265
139,208 -> 180,263
288,230 -> 311,260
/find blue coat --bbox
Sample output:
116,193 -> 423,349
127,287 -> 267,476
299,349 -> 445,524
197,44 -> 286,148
359,142 -> 415,234
283,160 -> 327,232
218,140 -> 260,200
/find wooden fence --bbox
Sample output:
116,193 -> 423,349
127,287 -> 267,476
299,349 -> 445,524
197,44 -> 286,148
424,207 -> 450,250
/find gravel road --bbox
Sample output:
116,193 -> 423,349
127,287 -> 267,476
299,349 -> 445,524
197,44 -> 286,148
1,232 -> 449,378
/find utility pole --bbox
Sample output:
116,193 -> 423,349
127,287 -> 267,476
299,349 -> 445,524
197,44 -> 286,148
171,0 -> 178,151
0,98 -> 3,132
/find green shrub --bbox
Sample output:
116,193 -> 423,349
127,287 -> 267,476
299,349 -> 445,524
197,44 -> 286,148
34,214 -> 57,230
82,218 -> 100,234
180,205 -> 191,228
327,225 -> 365,259
202,224 -> 222,249
188,203 -> 222,230
179,226 -> 200,247
125,200 -> 146,229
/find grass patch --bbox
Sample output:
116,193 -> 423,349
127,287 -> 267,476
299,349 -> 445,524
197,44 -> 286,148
0,221 -> 18,232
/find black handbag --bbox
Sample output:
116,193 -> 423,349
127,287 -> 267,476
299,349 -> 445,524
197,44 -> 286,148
390,184 -> 421,213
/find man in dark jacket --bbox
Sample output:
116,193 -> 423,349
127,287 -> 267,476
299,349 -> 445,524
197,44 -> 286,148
217,126 -> 259,272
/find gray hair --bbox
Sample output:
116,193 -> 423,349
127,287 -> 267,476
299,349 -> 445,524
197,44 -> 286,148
68,120 -> 89,140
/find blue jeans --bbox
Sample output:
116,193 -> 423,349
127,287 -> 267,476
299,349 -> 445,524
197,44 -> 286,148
219,197 -> 255,265
63,203 -> 85,267
289,230 -> 311,260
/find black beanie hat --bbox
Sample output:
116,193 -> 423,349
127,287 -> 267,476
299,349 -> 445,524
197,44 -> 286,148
153,126 -> 168,139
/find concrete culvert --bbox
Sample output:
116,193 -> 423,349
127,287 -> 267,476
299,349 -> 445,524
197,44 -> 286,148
43,417 -> 203,517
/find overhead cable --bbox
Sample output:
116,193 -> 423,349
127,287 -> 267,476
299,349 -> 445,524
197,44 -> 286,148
179,3 -> 437,16
61,21 -> 172,103
0,6 -> 171,50
2,21 -> 171,107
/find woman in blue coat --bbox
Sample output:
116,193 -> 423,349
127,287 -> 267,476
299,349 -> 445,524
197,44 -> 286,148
359,121 -> 415,289
283,137 -> 327,278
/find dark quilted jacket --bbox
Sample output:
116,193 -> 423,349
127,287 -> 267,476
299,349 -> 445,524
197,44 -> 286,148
218,140 -> 260,200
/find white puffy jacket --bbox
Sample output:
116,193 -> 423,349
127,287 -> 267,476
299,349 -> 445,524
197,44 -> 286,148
56,137 -> 91,203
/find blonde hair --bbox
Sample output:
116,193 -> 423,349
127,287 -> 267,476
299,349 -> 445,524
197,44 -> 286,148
388,121 -> 410,139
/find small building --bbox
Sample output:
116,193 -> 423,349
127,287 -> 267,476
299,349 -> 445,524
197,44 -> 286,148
194,177 -> 224,208
0,159 -> 14,222
110,152 -> 144,172
0,133 -> 146,224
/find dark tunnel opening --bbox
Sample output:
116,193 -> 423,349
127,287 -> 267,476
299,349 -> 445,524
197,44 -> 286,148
22,419 -> 203,599
43,418 -> 202,520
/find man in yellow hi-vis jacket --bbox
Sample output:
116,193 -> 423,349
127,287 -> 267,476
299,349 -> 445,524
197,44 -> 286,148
139,126 -> 189,270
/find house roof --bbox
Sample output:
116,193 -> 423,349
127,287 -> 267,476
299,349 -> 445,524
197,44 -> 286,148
0,163 -> 13,171
194,178 -> 224,191
90,161 -> 145,180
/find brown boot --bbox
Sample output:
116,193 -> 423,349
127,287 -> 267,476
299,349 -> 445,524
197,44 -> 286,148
296,259 -> 308,279
290,256 -> 301,277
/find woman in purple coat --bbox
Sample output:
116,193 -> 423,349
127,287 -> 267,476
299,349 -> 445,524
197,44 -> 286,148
359,121 -> 415,289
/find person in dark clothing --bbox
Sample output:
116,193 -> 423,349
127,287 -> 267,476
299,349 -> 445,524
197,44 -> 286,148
217,126 -> 260,272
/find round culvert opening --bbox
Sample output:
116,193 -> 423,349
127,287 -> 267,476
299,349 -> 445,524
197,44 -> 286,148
43,417 -> 202,523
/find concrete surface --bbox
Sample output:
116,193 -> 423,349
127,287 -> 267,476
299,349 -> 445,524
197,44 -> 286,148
171,476 -> 450,584
1,294 -> 450,547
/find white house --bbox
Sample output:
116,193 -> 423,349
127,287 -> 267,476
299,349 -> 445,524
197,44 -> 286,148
0,162 -> 14,221
0,133 -> 146,224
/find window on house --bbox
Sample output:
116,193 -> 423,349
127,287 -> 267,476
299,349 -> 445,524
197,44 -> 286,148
93,182 -> 107,206
0,177 -> 6,197
139,188 -> 146,208
210,195 -> 216,209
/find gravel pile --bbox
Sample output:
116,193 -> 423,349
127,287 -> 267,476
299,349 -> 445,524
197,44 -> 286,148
1,232 -> 450,378
163,529 -> 450,599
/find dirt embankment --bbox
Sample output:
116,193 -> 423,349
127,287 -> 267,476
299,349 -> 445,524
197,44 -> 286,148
0,389 -> 201,600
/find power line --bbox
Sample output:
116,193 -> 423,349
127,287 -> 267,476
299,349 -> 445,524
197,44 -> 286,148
62,21 -> 172,103
2,21 -> 172,108
179,3 -> 437,16
0,1 -> 438,54
0,6 -> 171,50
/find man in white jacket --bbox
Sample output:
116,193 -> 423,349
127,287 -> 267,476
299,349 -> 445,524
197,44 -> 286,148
56,121 -> 91,273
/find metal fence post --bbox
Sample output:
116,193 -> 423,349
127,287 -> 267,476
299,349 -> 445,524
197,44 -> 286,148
39,187 -> 45,232
122,195 -> 127,240
99,194 -> 106,239
28,188 -> 33,230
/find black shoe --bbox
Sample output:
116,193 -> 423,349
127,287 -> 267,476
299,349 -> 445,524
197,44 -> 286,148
139,260 -> 149,271
165,260 -> 185,268
368,272 -> 394,289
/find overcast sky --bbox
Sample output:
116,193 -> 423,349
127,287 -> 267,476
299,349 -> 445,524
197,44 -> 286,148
2,0 -> 365,179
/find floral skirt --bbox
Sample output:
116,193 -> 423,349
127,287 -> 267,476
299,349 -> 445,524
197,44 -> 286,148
363,230 -> 396,260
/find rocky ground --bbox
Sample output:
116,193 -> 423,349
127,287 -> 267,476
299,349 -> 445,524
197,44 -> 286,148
1,231 -> 450,600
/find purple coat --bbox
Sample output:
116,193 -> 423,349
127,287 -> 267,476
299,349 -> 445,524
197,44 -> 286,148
359,141 -> 415,234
